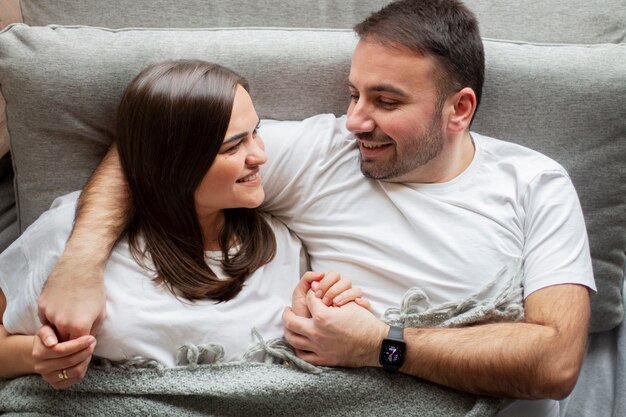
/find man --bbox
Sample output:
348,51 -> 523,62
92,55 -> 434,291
38,0 -> 594,415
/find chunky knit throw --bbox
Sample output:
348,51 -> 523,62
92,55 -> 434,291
0,262 -> 523,417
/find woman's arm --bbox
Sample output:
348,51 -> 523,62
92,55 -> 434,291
1,289 -> 97,387
37,144 -> 130,342
0,290 -> 35,377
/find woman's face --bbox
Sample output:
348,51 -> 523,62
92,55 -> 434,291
195,85 -> 266,218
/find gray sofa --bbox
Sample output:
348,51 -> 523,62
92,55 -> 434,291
0,1 -> 624,416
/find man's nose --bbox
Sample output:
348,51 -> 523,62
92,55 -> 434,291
346,100 -> 375,134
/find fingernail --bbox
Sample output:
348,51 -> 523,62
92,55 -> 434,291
45,336 -> 56,346
311,281 -> 319,290
315,290 -> 323,298
322,297 -> 329,305
87,336 -> 96,345
334,295 -> 344,305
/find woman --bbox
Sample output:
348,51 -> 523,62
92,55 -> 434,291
0,60 -> 364,388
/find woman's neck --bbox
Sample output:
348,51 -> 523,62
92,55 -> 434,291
197,210 -> 225,251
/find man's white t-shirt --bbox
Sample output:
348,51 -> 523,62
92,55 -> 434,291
0,192 -> 306,366
259,114 -> 596,417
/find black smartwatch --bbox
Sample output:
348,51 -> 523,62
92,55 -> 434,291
379,326 -> 406,372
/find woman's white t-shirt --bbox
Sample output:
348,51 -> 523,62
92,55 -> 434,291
0,192 -> 307,366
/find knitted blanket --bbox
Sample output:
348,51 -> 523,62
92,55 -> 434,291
0,263 -> 523,417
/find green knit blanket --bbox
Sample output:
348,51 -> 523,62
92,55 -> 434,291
0,263 -> 523,417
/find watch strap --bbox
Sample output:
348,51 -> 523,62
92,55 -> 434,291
388,325 -> 404,341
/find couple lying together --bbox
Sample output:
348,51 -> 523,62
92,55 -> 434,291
0,3 -> 595,416
0,60 -> 369,386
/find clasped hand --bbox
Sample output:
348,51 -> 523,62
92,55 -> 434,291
284,271 -> 388,368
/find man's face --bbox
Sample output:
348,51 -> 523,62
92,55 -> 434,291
347,39 -> 446,183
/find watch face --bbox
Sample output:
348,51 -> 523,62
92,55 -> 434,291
380,340 -> 406,366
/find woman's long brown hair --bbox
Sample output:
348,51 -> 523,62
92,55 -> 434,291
116,60 -> 276,302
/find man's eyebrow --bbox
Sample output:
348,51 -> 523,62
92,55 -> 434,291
223,120 -> 261,145
348,81 -> 408,98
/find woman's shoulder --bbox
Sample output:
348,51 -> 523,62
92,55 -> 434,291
20,191 -> 81,247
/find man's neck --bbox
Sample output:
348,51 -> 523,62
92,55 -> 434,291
389,131 -> 475,184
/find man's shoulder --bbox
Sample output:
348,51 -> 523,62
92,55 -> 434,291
473,132 -> 569,180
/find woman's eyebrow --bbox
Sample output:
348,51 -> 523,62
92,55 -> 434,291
223,119 -> 260,144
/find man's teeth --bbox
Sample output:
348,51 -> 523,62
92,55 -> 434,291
362,142 -> 388,149
237,173 -> 258,183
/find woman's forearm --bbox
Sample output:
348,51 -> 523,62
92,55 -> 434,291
0,325 -> 35,378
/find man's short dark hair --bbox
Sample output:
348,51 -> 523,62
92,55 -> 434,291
354,0 -> 485,113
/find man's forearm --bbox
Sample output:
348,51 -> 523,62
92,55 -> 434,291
38,143 -> 130,341
68,144 -> 130,263
385,285 -> 590,400
286,283 -> 590,400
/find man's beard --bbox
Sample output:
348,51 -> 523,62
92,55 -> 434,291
358,113 -> 444,181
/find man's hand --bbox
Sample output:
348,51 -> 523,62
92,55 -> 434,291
291,271 -> 370,317
38,253 -> 106,341
283,289 -> 386,367
33,325 -> 97,389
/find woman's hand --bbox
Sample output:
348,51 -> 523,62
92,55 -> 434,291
291,271 -> 370,318
32,325 -> 97,389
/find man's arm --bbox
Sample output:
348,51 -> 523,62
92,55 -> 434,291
38,144 -> 130,342
283,283 -> 590,400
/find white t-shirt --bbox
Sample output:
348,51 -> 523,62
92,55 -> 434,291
258,114 -> 596,417
0,192 -> 306,366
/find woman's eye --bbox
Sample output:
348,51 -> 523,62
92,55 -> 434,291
226,142 -> 242,153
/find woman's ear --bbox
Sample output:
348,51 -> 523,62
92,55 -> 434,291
445,87 -> 476,133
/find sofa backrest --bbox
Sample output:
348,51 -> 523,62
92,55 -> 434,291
19,0 -> 626,44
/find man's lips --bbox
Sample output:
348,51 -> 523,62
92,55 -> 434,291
358,140 -> 392,157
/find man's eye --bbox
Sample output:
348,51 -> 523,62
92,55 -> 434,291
350,94 -> 360,102
378,99 -> 398,108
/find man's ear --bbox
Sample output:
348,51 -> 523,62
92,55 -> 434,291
445,87 -> 476,133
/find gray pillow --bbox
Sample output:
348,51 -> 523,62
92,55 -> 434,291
0,25 -> 623,332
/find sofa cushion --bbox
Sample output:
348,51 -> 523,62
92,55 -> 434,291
20,0 -> 626,44
0,25 -> 623,332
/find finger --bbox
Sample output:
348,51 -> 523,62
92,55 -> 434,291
331,287 -> 363,306
34,335 -> 96,361
67,318 -> 98,341
36,325 -> 59,348
294,349 -> 324,366
34,339 -> 96,376
42,354 -> 92,390
315,271 -> 342,299
283,328 -> 313,351
355,297 -> 372,311
305,288 -> 330,316
92,306 -> 107,336
282,307 -> 315,336
302,271 -> 325,293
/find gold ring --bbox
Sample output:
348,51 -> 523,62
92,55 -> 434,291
58,369 -> 69,381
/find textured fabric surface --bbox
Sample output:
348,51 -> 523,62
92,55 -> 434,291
20,0 -> 390,29
19,0 -> 626,43
561,281 -> 626,417
464,0 -> 626,43
0,362 -> 500,417
0,25 -> 623,333
0,283 -> 521,417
